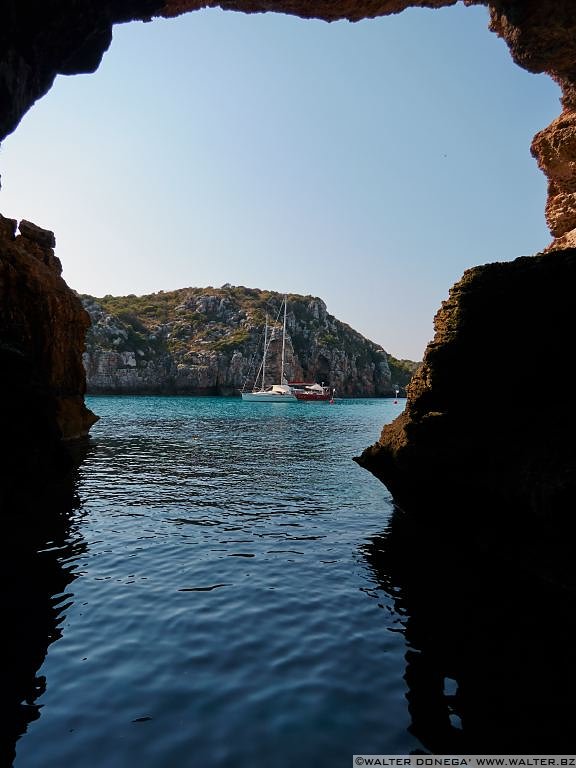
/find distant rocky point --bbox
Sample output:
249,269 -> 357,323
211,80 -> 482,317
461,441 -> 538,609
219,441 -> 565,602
80,286 -> 419,397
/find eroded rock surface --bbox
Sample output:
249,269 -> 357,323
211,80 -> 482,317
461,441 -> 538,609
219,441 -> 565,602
356,249 -> 576,524
532,112 -> 576,247
0,215 -> 97,511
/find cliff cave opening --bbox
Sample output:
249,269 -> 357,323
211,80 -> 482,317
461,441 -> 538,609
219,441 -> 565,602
1,1 -> 574,518
1,0 -> 572,516
0,3 -> 559,367
3,2 -> 576,762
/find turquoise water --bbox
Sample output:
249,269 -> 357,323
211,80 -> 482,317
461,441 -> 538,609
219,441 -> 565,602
10,396 -> 419,767
7,395 -> 576,763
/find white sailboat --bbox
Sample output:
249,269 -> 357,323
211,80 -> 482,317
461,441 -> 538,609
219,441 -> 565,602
241,295 -> 297,402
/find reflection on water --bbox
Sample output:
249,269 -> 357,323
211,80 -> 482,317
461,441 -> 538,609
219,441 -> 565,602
362,512 -> 576,754
1,478 -> 86,767
7,395 -> 576,765
9,397 -> 419,767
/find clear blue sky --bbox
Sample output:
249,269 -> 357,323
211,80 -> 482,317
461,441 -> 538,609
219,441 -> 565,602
0,3 -> 560,361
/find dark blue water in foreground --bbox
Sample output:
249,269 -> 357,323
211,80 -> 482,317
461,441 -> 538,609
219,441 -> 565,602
11,396 -> 419,767
8,395 -> 576,764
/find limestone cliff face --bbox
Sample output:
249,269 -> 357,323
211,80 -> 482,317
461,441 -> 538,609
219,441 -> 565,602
0,215 -> 98,511
356,249 -> 576,523
81,289 -> 401,396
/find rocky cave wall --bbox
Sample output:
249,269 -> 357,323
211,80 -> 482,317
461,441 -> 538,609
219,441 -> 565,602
2,0 -> 576,521
356,249 -> 576,522
0,215 -> 97,512
2,1 -> 576,249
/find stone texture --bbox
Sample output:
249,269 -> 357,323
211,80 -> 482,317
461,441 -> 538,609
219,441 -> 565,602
0,214 -> 98,511
356,249 -> 576,524
532,111 -> 576,246
18,220 -> 56,249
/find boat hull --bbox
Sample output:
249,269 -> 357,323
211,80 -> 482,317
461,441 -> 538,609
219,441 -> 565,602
241,392 -> 298,402
289,382 -> 334,401
293,392 -> 332,401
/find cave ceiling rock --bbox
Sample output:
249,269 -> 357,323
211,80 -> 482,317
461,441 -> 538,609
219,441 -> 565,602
2,1 -> 576,244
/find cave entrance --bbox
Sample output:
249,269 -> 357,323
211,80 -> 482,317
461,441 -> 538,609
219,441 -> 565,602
0,4 -> 559,369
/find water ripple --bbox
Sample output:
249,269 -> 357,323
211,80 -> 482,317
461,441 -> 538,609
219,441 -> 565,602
11,396 -> 414,768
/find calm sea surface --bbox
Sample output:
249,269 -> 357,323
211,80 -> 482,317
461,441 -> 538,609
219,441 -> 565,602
8,396 -> 576,766
9,396 -> 418,767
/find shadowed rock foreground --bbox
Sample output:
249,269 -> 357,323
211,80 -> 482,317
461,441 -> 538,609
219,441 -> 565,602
0,215 -> 97,513
363,511 -> 576,752
357,250 -> 576,524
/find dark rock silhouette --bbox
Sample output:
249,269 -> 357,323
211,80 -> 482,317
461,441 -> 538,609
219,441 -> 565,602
1,472 -> 87,766
0,216 -> 97,513
356,250 -> 576,525
363,511 -> 576,753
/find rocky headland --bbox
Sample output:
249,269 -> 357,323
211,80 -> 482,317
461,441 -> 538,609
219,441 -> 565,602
81,288 -> 417,396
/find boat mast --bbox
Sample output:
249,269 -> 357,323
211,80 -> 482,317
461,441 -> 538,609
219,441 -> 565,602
261,313 -> 268,391
280,295 -> 287,384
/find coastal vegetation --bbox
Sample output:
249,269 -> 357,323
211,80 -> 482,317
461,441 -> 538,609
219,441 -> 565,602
80,285 -> 419,396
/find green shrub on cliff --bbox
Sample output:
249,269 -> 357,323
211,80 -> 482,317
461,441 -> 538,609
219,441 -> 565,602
81,286 -> 419,396
213,329 -> 251,350
387,355 -> 420,391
